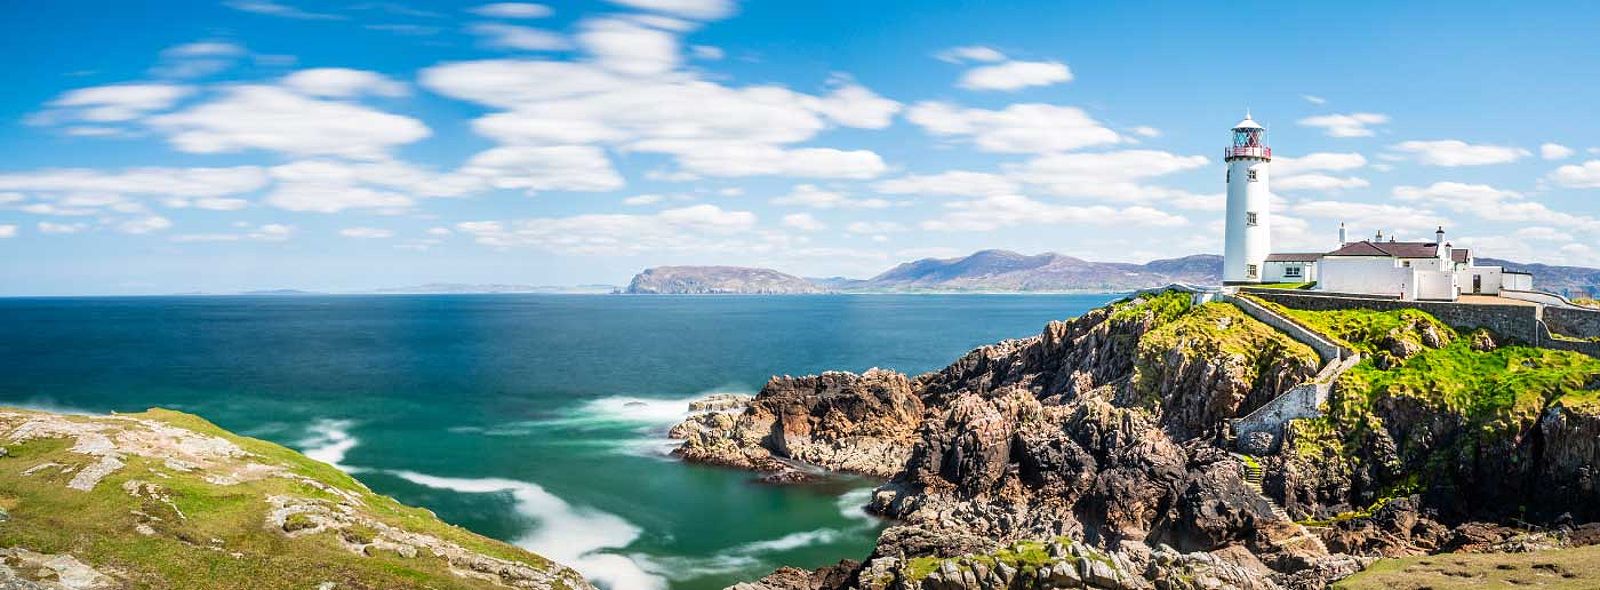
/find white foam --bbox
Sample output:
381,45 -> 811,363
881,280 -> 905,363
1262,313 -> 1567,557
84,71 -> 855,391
299,419 -> 357,471
836,487 -> 879,524
389,470 -> 662,590
733,528 -> 846,553
632,526 -> 855,582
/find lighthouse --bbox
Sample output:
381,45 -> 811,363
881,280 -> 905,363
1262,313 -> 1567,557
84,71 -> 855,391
1223,113 -> 1272,284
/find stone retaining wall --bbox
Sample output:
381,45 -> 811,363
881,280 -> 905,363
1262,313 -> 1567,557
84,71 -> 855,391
1545,306 -> 1600,340
1242,290 -> 1542,345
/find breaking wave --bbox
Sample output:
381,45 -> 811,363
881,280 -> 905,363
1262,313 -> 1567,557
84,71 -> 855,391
389,470 -> 661,590
299,418 -> 358,471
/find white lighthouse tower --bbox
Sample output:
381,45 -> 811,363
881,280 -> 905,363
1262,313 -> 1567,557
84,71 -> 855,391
1223,113 -> 1272,284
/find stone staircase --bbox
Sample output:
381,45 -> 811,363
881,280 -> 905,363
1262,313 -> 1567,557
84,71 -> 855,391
1232,453 -> 1330,555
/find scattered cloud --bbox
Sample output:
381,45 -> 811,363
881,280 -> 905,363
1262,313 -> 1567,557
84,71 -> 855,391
690,45 -> 724,60
456,203 -> 757,254
153,41 -> 248,78
1394,181 -> 1600,231
922,194 -> 1187,232
1387,140 -> 1530,166
1290,200 -> 1443,235
470,23 -> 571,51
1129,126 -> 1161,138
1548,159 -> 1600,188
460,145 -> 625,193
1297,112 -> 1388,137
605,0 -> 735,20
1301,95 -> 1327,105
470,3 -> 552,18
781,213 -> 825,231
958,60 -> 1072,91
148,85 -> 430,158
281,68 -> 408,98
1541,142 -> 1575,160
1007,149 -> 1209,199
906,101 -> 1120,153
171,223 -> 292,242
577,17 -> 681,76
41,84 -> 192,124
224,0 -> 343,20
771,184 -> 892,209
1273,152 -> 1369,192
936,45 -> 1006,64
340,226 -> 395,238
873,171 -> 1019,197
117,215 -> 173,234
0,225 -> 16,238
38,222 -> 88,235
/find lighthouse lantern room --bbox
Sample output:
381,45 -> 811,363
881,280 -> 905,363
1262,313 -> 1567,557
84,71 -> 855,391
1223,113 -> 1272,284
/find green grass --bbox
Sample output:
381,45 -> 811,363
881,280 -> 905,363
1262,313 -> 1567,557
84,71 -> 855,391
1252,282 -> 1317,290
1335,544 -> 1600,589
1134,301 -> 1319,404
901,537 -> 1098,584
1108,290 -> 1193,325
0,407 -> 581,590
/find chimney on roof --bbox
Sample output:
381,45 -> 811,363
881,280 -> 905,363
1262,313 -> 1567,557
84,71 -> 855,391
1376,229 -> 1384,241
1339,222 -> 1348,246
1438,226 -> 1451,264
1435,226 -> 1446,245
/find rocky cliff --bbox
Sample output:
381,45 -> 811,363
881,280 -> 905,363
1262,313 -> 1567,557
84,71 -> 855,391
0,408 -> 592,590
626,266 -> 823,294
677,290 -> 1600,590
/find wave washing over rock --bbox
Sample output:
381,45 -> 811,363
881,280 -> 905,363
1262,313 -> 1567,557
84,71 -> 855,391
670,290 -> 1600,589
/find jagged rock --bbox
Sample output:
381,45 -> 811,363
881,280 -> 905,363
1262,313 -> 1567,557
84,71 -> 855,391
688,393 -> 754,413
1469,330 -> 1498,351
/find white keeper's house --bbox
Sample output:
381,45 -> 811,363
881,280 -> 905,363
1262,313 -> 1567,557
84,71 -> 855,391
1220,114 -> 1532,301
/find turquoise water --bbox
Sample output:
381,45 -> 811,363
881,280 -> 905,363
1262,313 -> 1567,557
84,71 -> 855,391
0,293 -> 1116,589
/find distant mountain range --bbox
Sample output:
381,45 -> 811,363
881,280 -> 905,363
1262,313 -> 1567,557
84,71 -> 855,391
625,251 -> 1223,294
626,250 -> 1600,296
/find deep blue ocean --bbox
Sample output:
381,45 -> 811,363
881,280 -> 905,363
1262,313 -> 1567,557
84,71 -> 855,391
0,293 -> 1117,590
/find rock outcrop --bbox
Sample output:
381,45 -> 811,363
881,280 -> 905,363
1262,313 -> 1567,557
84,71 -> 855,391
626,266 -> 824,294
680,290 -> 1600,589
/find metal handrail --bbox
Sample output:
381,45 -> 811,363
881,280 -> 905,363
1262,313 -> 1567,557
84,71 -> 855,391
1225,146 -> 1272,159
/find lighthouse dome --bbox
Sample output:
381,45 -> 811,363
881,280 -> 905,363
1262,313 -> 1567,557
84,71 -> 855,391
1232,114 -> 1264,130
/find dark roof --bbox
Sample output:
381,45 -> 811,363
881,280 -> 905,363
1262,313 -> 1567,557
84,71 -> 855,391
1325,240 -> 1471,261
1266,253 -> 1324,262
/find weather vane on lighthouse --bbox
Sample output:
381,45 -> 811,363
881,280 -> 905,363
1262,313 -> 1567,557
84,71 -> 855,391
1223,112 -> 1272,284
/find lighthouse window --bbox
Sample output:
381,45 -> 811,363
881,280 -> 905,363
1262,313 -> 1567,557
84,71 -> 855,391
1226,169 -> 1230,182
1247,169 -> 1259,182
1246,212 -> 1258,226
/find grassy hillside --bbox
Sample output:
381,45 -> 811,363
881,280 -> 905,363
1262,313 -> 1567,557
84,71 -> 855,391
1335,544 -> 1600,590
0,407 -> 591,590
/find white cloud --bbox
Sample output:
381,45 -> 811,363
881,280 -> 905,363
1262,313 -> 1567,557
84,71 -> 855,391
814,82 -> 901,129
460,145 -> 625,193
771,184 -> 891,209
224,0 -> 342,20
845,220 -> 906,234
906,101 -> 1120,153
936,45 -> 1006,64
1388,140 -> 1530,167
873,171 -> 1018,197
1290,200 -> 1443,235
1301,95 -> 1327,105
1273,152 -> 1369,192
281,68 -> 408,98
0,224 -> 16,238
152,41 -> 248,78
1297,112 -> 1388,138
1275,174 -> 1370,191
1130,126 -> 1161,138
606,0 -> 735,20
261,159 -> 487,213
1541,143 -> 1575,160
456,204 -> 757,254
654,144 -> 887,179
470,23 -> 571,51
623,194 -> 666,206
1515,226 -> 1574,242
958,60 -> 1072,91
921,193 -> 1187,231
37,222 -> 88,235
148,86 -> 429,159
1394,181 -> 1600,231
44,84 -> 193,123
470,3 -> 552,18
1549,159 -> 1600,188
578,17 -> 680,76
0,166 -> 268,197
781,212 -> 825,231
171,223 -> 293,242
340,227 -> 395,239
689,45 -> 724,60
117,215 -> 173,234
1008,149 -> 1210,199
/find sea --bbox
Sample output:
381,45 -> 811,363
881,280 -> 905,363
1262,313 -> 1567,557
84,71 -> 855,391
0,293 -> 1118,590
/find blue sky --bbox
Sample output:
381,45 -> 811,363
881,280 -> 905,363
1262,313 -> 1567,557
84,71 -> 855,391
3,0 -> 1599,295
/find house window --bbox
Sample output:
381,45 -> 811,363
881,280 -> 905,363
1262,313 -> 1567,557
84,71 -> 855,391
1402,261 -> 1411,267
1246,212 -> 1258,226
1246,264 -> 1258,279
1248,169 -> 1259,182
1283,266 -> 1303,278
